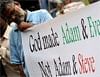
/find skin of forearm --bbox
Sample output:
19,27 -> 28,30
18,22 -> 33,31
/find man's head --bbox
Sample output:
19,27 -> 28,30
1,0 -> 25,24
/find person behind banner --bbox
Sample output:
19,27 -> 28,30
0,16 -> 20,77
56,0 -> 85,16
1,0 -> 53,77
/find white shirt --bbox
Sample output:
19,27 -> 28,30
0,26 -> 12,60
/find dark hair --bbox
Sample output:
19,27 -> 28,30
0,0 -> 14,21
0,17 -> 7,38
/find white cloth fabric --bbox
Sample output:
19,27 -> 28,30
0,26 -> 12,59
0,25 -> 20,77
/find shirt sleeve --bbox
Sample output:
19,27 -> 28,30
39,9 -> 53,23
9,29 -> 21,64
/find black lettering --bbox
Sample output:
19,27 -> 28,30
29,32 -> 42,52
38,61 -> 52,77
72,55 -> 78,75
29,35 -> 37,52
53,57 -> 72,77
42,28 -> 59,50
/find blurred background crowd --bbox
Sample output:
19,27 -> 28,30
10,0 -> 100,17
0,0 -> 100,17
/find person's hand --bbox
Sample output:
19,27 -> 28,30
0,46 -> 7,59
17,22 -> 33,31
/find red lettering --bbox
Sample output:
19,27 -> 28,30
78,53 -> 95,74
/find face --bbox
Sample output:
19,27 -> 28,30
5,2 -> 25,23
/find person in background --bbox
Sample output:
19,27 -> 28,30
56,0 -> 85,16
0,16 -> 20,77
39,0 -> 49,10
1,0 -> 53,77
39,0 -> 57,17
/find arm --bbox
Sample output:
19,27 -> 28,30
9,29 -> 25,77
17,21 -> 33,31
18,64 -> 25,77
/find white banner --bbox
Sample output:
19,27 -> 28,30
21,2 -> 100,77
